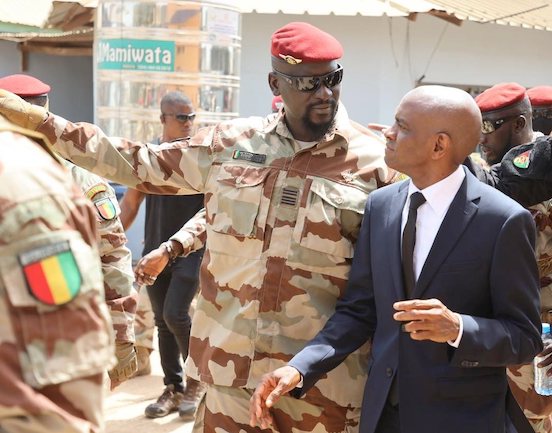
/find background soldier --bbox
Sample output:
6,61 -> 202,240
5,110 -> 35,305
0,114 -> 114,433
528,86 -> 552,136
0,22 -> 396,433
0,73 -> 138,389
475,82 -> 552,433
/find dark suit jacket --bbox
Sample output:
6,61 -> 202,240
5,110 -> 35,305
290,168 -> 542,433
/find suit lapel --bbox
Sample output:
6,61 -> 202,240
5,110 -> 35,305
414,170 -> 480,298
386,182 -> 409,299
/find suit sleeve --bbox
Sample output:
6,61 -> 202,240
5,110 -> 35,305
451,208 -> 543,367
289,195 -> 378,395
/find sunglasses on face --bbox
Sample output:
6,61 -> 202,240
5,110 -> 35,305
272,65 -> 344,92
533,108 -> 552,120
481,113 -> 524,135
162,112 -> 196,123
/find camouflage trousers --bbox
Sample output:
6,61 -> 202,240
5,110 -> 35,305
191,383 -> 361,433
133,285 -> 155,350
508,363 -> 552,433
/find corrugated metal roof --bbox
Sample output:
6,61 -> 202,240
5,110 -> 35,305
423,0 -> 552,30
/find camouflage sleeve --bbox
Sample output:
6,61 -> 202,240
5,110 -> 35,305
68,163 -> 137,343
169,208 -> 207,257
37,113 -> 216,194
0,132 -> 114,433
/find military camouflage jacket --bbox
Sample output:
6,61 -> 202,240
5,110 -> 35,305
63,161 -> 137,343
38,105 -> 395,408
169,208 -> 207,256
0,124 -> 114,433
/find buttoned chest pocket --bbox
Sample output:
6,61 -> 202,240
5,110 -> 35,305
0,231 -> 114,389
209,165 -> 276,257
292,178 -> 367,276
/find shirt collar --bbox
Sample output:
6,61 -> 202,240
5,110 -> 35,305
407,165 -> 465,219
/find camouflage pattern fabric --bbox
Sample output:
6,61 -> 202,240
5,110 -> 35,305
0,119 -> 114,433
63,161 -> 137,344
36,104 -> 396,430
192,383 -> 361,433
169,208 -> 208,256
134,285 -> 154,350
508,199 -> 552,433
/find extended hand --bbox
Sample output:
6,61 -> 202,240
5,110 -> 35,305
0,89 -> 47,130
249,366 -> 301,429
134,246 -> 169,286
536,335 -> 552,373
108,341 -> 138,390
393,298 -> 460,343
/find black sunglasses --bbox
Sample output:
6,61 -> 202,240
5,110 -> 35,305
272,65 -> 343,92
162,112 -> 196,123
481,113 -> 525,134
533,108 -> 552,120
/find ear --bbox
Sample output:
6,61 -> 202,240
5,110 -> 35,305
268,72 -> 280,96
431,132 -> 450,160
160,114 -> 166,125
513,115 -> 527,132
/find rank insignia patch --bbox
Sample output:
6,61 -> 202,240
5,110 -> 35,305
94,197 -> 117,220
85,183 -> 108,200
19,241 -> 81,306
513,150 -> 531,169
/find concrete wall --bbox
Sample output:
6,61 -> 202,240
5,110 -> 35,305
0,40 -> 94,122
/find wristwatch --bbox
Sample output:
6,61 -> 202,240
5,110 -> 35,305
161,241 -> 179,264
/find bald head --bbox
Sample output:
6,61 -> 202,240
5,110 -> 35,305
402,86 -> 482,163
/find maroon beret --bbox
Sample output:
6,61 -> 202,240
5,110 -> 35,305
271,22 -> 343,65
527,86 -> 552,107
271,95 -> 283,112
475,82 -> 527,113
0,74 -> 50,97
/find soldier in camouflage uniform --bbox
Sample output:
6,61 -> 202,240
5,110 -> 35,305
0,114 -> 114,433
474,82 -> 552,433
0,73 -> 138,389
0,22 -> 397,433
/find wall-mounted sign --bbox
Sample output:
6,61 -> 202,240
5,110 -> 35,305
97,39 -> 175,72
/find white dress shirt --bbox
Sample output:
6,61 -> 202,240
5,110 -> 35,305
402,165 -> 465,347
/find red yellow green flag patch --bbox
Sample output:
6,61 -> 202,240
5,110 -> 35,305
513,150 -> 531,169
19,241 -> 81,305
94,197 -> 117,220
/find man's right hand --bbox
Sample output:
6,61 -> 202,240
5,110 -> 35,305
0,89 -> 47,130
249,366 -> 301,429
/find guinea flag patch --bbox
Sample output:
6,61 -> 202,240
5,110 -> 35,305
94,197 -> 117,220
513,150 -> 531,169
19,241 -> 81,306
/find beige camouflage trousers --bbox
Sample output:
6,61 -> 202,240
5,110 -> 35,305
508,363 -> 552,433
133,285 -> 155,350
192,384 -> 361,433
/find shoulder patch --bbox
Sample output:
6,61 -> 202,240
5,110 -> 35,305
19,241 -> 81,306
94,196 -> 118,220
513,150 -> 531,169
85,183 -> 108,200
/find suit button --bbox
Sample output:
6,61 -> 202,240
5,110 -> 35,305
386,367 -> 393,377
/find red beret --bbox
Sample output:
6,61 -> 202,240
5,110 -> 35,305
271,95 -> 283,112
0,74 -> 50,97
271,22 -> 343,65
475,82 -> 527,113
527,86 -> 552,107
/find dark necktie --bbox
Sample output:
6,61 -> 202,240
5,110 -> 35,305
402,191 -> 426,298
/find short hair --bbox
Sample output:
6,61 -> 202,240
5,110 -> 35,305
160,91 -> 191,110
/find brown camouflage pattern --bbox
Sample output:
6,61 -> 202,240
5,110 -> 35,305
170,208 -> 208,256
0,122 -> 114,433
508,199 -> 552,432
134,284 -> 154,350
193,384 -> 361,433
62,161 -> 137,343
36,105 -> 395,427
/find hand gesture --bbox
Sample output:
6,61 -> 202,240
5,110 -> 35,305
249,366 -> 301,429
393,298 -> 461,343
134,246 -> 169,286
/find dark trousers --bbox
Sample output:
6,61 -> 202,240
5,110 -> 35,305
375,400 -> 401,433
147,255 -> 200,391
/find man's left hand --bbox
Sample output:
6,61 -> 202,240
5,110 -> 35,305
393,298 -> 460,343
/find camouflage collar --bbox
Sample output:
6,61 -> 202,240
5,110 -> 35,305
261,101 -> 352,145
